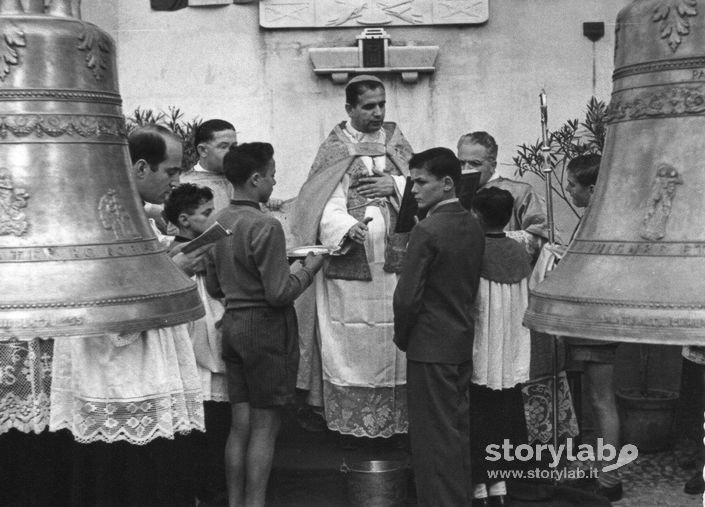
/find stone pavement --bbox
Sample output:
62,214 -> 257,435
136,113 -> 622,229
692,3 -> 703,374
267,411 -> 410,507
612,440 -> 700,507
265,364 -> 705,507
265,406 -> 704,507
611,357 -> 703,507
263,361 -> 705,506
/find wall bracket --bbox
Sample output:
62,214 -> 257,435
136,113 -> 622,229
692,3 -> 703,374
309,28 -> 439,84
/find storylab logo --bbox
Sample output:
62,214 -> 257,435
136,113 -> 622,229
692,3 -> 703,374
486,438 -> 639,472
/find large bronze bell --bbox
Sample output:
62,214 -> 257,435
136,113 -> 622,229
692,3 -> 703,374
525,0 -> 705,345
0,0 -> 203,339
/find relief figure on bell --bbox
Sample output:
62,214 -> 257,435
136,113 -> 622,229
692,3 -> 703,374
641,164 -> 683,241
0,167 -> 29,236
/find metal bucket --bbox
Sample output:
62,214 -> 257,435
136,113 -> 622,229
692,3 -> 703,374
342,459 -> 409,507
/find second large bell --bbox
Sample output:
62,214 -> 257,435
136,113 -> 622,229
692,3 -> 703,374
524,0 -> 705,346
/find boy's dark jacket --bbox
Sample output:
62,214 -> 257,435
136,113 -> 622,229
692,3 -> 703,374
393,201 -> 485,364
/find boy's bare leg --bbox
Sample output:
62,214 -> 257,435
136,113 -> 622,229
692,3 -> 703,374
583,362 -> 620,480
226,402 -> 251,507
245,407 -> 282,507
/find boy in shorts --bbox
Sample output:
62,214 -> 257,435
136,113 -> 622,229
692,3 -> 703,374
206,142 -> 324,507
565,154 -> 622,501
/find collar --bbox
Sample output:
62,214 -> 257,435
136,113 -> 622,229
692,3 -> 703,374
230,199 -> 261,210
343,122 -> 386,144
488,172 -> 501,183
193,161 -> 223,174
485,232 -> 506,238
427,198 -> 459,217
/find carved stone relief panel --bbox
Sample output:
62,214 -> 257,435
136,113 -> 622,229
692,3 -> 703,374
259,0 -> 489,29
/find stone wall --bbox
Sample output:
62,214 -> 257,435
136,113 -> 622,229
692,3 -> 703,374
82,0 -> 630,237
79,0 -> 687,423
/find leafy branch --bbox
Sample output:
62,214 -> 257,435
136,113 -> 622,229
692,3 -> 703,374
125,106 -> 202,170
513,97 -> 607,219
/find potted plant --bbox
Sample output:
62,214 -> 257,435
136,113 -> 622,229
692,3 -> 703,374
615,344 -> 679,452
514,97 -> 680,452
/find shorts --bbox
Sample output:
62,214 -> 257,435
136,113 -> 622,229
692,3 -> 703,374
222,306 -> 299,408
569,341 -> 619,364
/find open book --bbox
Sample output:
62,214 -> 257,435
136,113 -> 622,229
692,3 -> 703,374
180,222 -> 232,254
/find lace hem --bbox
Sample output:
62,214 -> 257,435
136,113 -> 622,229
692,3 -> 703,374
0,392 -> 50,434
200,371 -> 229,403
323,381 -> 407,438
204,393 -> 229,403
0,339 -> 53,435
50,390 -> 205,445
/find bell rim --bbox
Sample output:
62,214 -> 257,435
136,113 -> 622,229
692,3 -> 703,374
0,285 -> 199,310
0,302 -> 205,339
529,289 -> 705,310
523,308 -> 705,346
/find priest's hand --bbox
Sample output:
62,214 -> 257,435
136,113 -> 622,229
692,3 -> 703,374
357,174 -> 395,198
346,217 -> 373,244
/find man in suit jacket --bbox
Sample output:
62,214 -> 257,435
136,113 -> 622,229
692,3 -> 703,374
393,147 -> 485,507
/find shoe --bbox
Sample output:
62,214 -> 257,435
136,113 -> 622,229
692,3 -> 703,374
488,495 -> 509,506
295,406 -> 327,433
471,498 -> 489,507
684,471 -> 705,495
593,482 -> 623,502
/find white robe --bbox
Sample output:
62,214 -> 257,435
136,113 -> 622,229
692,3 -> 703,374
49,220 -> 204,444
50,325 -> 204,444
315,126 -> 408,437
188,275 -> 228,402
0,338 -> 52,434
471,278 -> 531,390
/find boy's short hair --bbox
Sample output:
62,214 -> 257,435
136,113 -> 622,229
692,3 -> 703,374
163,183 -> 214,226
567,154 -> 601,187
223,142 -> 274,186
194,119 -> 236,151
409,147 -> 461,187
472,187 -> 514,229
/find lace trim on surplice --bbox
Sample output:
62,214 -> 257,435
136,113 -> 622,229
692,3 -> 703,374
50,389 -> 204,445
323,381 -> 407,438
0,339 -> 52,435
49,326 -> 206,444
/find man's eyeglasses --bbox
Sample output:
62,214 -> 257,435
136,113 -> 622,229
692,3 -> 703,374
460,160 -> 480,169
